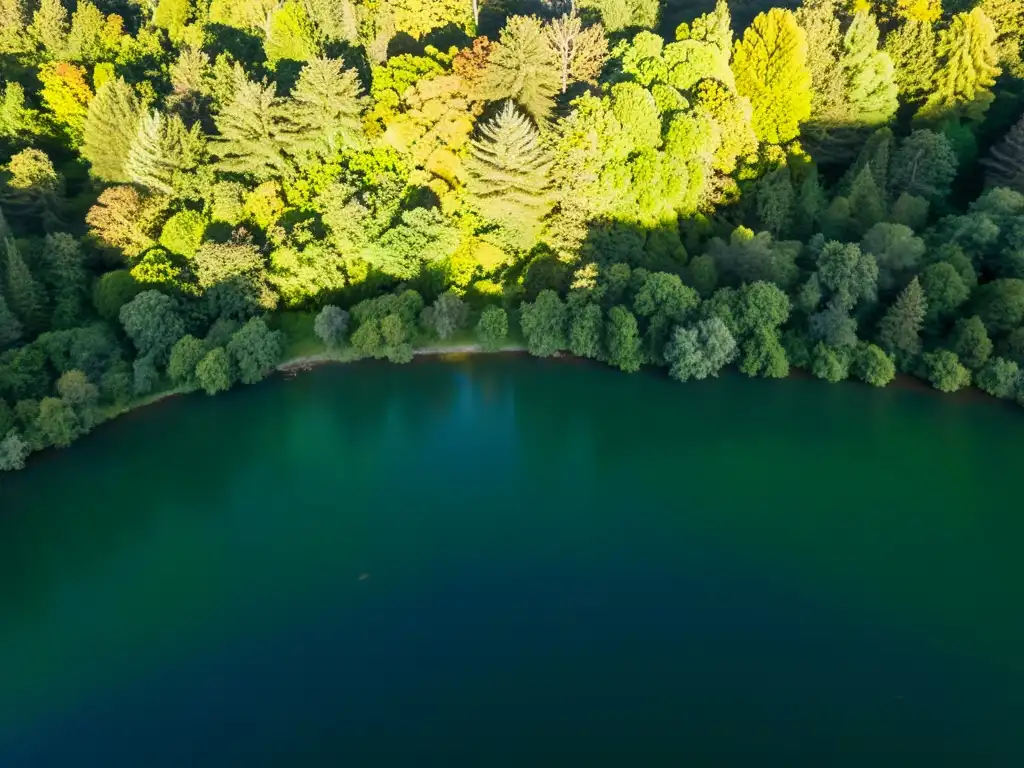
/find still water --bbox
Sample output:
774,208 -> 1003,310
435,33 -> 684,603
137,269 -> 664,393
1,357 -> 1022,765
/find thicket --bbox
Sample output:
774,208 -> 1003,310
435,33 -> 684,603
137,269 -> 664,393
4,0 -> 1024,473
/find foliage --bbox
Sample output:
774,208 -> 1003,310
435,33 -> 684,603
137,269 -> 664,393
924,349 -> 972,392
478,15 -> 560,123
520,289 -> 568,357
314,305 -> 350,350
476,306 -> 508,350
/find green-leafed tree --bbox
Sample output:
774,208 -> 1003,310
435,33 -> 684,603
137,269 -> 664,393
520,289 -> 567,357
732,9 -> 812,145
465,102 -> 553,248
606,305 -> 643,373
916,9 -> 1001,123
291,58 -> 366,161
82,78 -> 141,183
478,15 -> 560,123
885,19 -> 937,102
212,79 -> 299,180
227,317 -> 283,385
125,111 -> 176,195
878,276 -> 927,366
476,306 -> 508,351
3,239 -> 46,335
0,294 -> 22,348
265,1 -> 321,69
29,0 -> 68,58
982,115 -> 1024,192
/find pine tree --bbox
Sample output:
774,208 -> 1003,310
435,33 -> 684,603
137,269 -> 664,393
212,79 -> 299,180
916,9 -> 1001,123
291,58 -> 366,160
0,293 -> 22,348
0,0 -> 30,55
878,276 -> 927,363
465,102 -> 553,247
40,232 -> 85,328
546,12 -> 609,94
732,9 -> 813,145
3,238 -> 46,335
847,165 -> 886,233
841,13 -> 898,125
795,0 -> 845,118
28,0 -> 67,57
478,15 -> 561,123
982,114 -> 1024,192
124,111 -> 176,195
980,0 -> 1024,78
885,19 -> 937,101
82,77 -> 141,183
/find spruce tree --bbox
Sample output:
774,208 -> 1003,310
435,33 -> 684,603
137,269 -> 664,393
125,111 -> 176,195
464,102 -> 553,247
291,58 -> 366,160
82,78 -> 141,183
212,79 -> 299,180
982,114 -> 1024,192
878,276 -> 927,364
916,9 -> 1001,123
0,0 -> 29,55
885,20 -> 937,101
0,293 -> 22,348
847,165 -> 886,234
841,13 -> 898,126
29,0 -> 68,57
478,15 -> 561,123
732,9 -> 812,145
3,238 -> 46,335
795,0 -> 844,119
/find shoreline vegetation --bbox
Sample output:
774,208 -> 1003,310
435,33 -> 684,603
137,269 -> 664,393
6,0 -> 1024,474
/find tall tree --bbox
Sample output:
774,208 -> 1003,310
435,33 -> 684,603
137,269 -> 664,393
125,111 -> 176,195
0,0 -> 29,55
291,58 -> 366,160
212,79 -> 299,180
82,78 -> 141,183
264,1 -> 321,69
840,13 -> 898,126
545,12 -> 609,94
982,114 -> 1024,192
878,276 -> 927,363
464,102 -> 553,247
478,15 -> 561,123
732,9 -> 812,145
29,0 -> 68,57
916,9 -> 1001,123
3,239 -> 46,335
0,294 -> 22,348
885,19 -> 937,101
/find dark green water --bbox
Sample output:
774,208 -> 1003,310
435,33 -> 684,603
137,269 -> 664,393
1,357 -> 1023,766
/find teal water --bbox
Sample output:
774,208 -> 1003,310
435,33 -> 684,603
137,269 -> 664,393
1,357 -> 1023,765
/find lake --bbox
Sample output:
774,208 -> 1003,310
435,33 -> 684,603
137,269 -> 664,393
1,357 -> 1023,766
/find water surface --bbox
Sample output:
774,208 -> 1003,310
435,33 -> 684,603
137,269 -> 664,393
1,358 -> 1022,765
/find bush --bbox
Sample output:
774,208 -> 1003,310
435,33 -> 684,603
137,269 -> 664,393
314,305 -> 350,350
196,348 -> 233,395
976,357 -> 1020,399
476,306 -> 509,351
924,350 -> 971,393
158,209 -> 208,257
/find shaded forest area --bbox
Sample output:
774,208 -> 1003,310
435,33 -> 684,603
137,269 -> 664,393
3,0 -> 1024,473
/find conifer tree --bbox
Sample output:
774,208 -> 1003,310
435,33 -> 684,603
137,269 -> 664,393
28,0 -> 67,57
732,9 -> 812,145
847,165 -> 887,233
0,293 -> 22,348
212,79 -> 299,180
125,111 -> 176,195
878,276 -> 927,363
3,238 -> 46,335
479,15 -> 561,123
465,102 -> 553,247
546,12 -> 609,94
291,58 -> 366,160
795,0 -> 844,119
916,9 -> 1001,123
885,19 -> 937,101
841,13 -> 898,126
982,114 -> 1024,192
82,78 -> 141,183
65,0 -> 107,63
0,0 -> 29,55
264,1 -> 321,69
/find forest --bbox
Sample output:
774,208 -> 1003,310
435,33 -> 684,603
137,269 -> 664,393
3,0 -> 1024,472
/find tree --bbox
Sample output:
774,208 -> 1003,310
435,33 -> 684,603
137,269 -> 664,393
606,305 -> 643,372
888,130 -> 958,204
739,328 -> 790,378
36,396 -> 80,448
840,13 -> 898,126
391,0 -> 471,39
65,0 -> 109,63
159,210 -> 208,257
82,78 -> 140,183
124,111 -> 176,196
569,302 -> 603,359
291,58 -> 366,160
40,232 -> 87,328
212,79 -> 299,180
37,61 -> 92,144
664,317 -> 737,382
951,316 -> 993,370
0,82 -> 43,144
421,292 -> 469,340
972,278 -> 1024,332
520,289 -> 567,357
546,12 -> 609,94
30,0 -> 68,57
92,270 -> 140,322
168,335 -> 207,385
885,19 -> 937,101
916,9 -> 1001,123
265,2 -> 320,68
812,343 -> 849,383
86,186 -> 162,258
861,223 -> 926,293
478,15 -> 561,123
119,290 -> 185,363
854,343 -> 896,386
578,0 -> 659,32
982,115 -> 1024,192
878,276 -> 927,363
2,148 -> 64,226
0,430 -> 29,472
732,9 -> 812,144
0,0 -> 30,55
0,295 -> 22,348
976,356 -> 1020,398
465,102 -> 552,247
919,262 -> 969,324
3,239 -> 45,335
314,305 -> 350,350
227,317 -> 283,385
196,347 -> 233,395
633,271 -> 701,362
816,240 -> 879,309
476,306 -> 508,351
924,349 -> 972,392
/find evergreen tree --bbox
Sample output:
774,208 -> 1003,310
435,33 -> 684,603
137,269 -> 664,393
916,9 -> 1001,123
0,293 -> 22,348
82,78 -> 141,183
3,238 -> 46,335
291,58 -> 366,160
478,15 -> 561,123
846,165 -> 886,234
0,0 -> 29,55
125,111 -> 176,195
465,102 -> 553,247
841,13 -> 898,126
40,232 -> 86,328
29,0 -> 68,57
889,129 -> 958,201
732,9 -> 813,145
265,1 -> 321,69
982,114 -> 1024,192
545,12 -> 609,94
65,0 -> 107,63
878,276 -> 927,364
212,79 -> 299,180
795,0 -> 845,119
885,20 -> 937,101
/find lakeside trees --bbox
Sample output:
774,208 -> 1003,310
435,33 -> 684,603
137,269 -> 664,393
4,0 -> 1024,473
